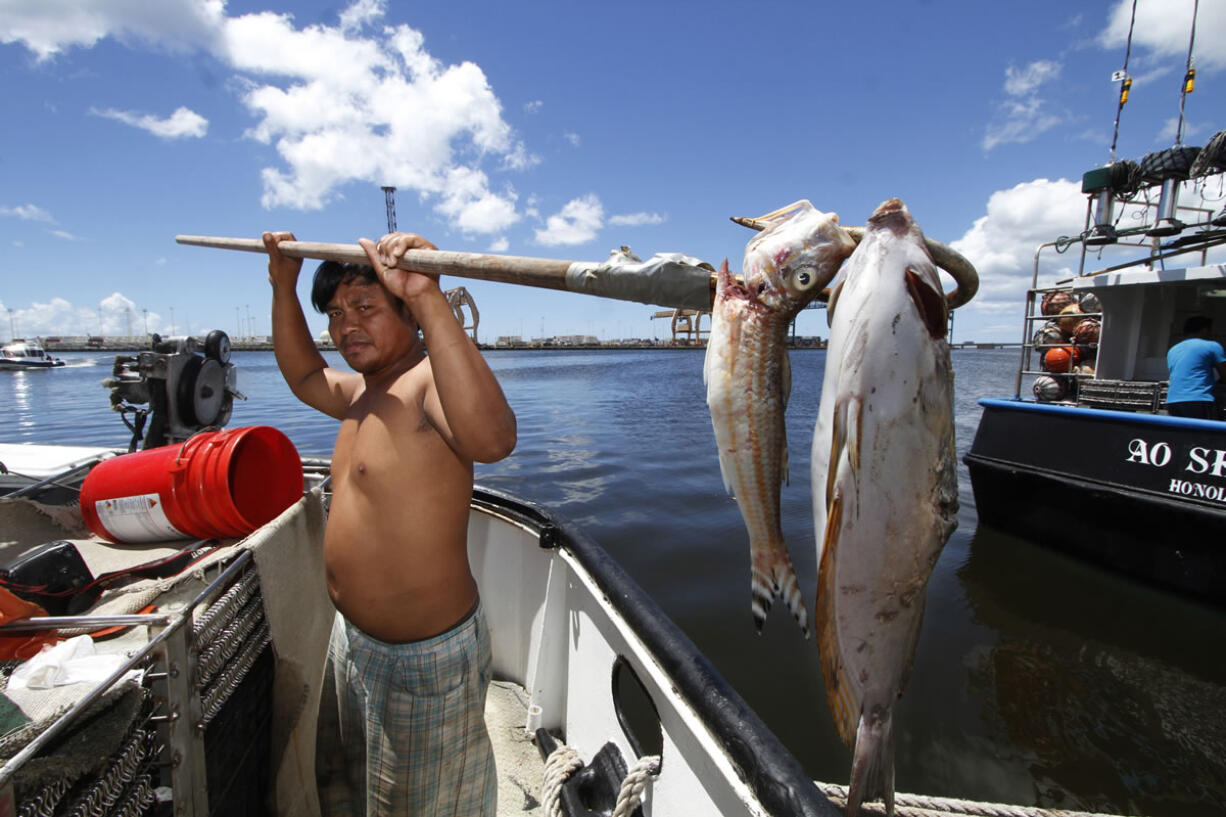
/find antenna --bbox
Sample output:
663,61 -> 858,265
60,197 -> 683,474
382,186 -> 397,233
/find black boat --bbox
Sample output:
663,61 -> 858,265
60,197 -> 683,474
966,127 -> 1226,606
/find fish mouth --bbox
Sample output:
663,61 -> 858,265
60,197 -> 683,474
868,198 -> 911,234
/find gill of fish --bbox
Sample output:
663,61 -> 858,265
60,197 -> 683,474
810,199 -> 958,817
704,201 -> 855,636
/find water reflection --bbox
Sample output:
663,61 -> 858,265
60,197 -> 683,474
9,372 -> 33,428
958,526 -> 1226,814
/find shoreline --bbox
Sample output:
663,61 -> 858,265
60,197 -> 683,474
36,338 -> 1016,353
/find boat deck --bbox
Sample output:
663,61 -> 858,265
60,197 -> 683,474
486,680 -> 546,814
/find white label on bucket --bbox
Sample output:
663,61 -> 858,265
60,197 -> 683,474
94,493 -> 186,543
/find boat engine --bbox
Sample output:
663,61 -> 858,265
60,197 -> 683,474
103,330 -> 244,450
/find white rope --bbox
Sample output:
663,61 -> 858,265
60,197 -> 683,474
540,742 -> 660,817
816,781 -> 1137,817
541,745 -> 582,817
611,754 -> 661,817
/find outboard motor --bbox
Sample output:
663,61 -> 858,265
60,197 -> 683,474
103,329 -> 244,450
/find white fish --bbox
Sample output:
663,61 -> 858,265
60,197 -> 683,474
810,199 -> 958,816
705,201 -> 855,635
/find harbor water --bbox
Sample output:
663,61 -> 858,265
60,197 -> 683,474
3,348 -> 1224,816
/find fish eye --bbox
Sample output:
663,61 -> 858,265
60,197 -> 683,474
793,269 -> 817,291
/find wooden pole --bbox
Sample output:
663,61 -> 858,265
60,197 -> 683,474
176,236 -> 576,292
175,235 -> 717,310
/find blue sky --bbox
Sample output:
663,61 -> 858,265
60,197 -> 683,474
2,0 -> 1224,344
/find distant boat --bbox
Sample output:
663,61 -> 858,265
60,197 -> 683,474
0,338 -> 65,370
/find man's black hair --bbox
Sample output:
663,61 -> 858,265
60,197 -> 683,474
1184,315 -> 1213,335
310,261 -> 379,314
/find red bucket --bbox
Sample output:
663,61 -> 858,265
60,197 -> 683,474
80,426 -> 304,543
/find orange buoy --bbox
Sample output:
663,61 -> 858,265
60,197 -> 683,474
1043,345 -> 1080,373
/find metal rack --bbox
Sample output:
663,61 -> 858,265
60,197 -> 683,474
0,549 -> 272,817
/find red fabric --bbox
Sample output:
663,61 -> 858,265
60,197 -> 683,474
0,586 -> 59,661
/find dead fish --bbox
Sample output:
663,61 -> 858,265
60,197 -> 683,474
810,198 -> 958,816
704,201 -> 855,635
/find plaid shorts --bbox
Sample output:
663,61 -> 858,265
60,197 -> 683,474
316,602 -> 496,817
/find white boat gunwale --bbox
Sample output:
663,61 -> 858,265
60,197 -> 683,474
469,484 -> 838,817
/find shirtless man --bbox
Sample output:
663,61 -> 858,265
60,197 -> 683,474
265,230 -> 516,817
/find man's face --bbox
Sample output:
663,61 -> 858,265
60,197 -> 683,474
325,280 -> 419,373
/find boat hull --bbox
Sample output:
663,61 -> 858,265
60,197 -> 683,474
0,359 -> 64,370
1,457 -> 837,817
965,398 -> 1226,605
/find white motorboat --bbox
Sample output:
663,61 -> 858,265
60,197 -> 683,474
0,336 -> 1133,817
0,332 -> 838,817
0,440 -> 837,817
0,339 -> 65,371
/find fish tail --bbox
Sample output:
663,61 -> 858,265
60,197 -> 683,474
846,707 -> 896,817
750,543 -> 810,637
750,564 -> 774,631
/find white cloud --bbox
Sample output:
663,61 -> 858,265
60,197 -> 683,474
951,179 -> 1086,313
1003,60 -> 1061,96
984,60 -> 1063,151
952,177 -> 1226,320
0,0 -> 224,61
609,212 -> 665,227
1101,0 -> 1226,72
338,0 -> 384,33
523,100 -> 543,114
2,0 -> 532,234
93,105 -> 208,139
535,194 -> 604,246
224,7 -> 530,227
0,204 -> 55,222
564,132 -> 581,148
488,236 -> 509,252
48,229 -> 80,241
6,294 -> 153,338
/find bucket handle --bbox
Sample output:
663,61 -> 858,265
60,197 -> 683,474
171,427 -> 225,472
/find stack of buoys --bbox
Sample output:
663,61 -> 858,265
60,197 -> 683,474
1032,290 -> 1101,402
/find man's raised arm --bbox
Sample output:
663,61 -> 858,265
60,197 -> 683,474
360,233 -> 517,463
266,231 -> 355,419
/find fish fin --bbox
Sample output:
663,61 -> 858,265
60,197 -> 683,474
781,348 -> 792,410
749,551 -> 774,631
816,493 -> 859,746
751,541 -> 810,637
905,265 -> 948,340
825,397 -> 860,508
781,428 -> 789,487
715,258 -> 734,298
850,397 -> 862,480
825,398 -> 847,511
780,352 -> 791,486
826,280 -> 844,327
716,455 -> 735,496
846,706 -> 895,817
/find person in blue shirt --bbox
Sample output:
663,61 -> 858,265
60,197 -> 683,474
1166,315 -> 1226,419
